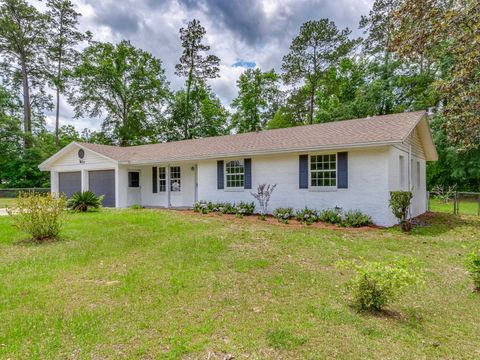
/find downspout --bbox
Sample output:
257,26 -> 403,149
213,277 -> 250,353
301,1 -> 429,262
166,164 -> 171,208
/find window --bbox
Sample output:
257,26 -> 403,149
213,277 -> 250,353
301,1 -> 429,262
310,154 -> 336,187
158,167 -> 166,192
170,166 -> 181,191
225,160 -> 244,188
128,171 -> 139,188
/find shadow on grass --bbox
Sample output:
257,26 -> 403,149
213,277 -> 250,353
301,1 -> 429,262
350,304 -> 424,328
14,235 -> 66,246
407,212 -> 479,236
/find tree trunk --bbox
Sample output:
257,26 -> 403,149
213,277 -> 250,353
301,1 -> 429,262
184,71 -> 193,140
308,85 -> 315,125
55,86 -> 60,146
21,60 -> 32,148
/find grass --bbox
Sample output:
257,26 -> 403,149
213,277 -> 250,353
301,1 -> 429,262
0,209 -> 479,359
0,198 -> 16,208
429,197 -> 479,215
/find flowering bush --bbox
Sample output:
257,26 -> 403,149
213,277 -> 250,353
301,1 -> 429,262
340,210 -> 372,227
273,207 -> 294,223
236,201 -> 255,216
295,207 -> 319,225
318,207 -> 342,224
193,200 -> 210,214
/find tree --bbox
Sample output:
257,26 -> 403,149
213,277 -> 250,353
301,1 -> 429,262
45,0 -> 88,146
267,86 -> 309,129
175,18 -> 220,137
231,68 -> 281,133
165,84 -> 229,141
390,0 -> 479,149
282,19 -> 357,124
70,40 -> 170,146
0,0 -> 50,147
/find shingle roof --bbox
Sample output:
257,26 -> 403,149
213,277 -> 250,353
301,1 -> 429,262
80,111 -> 427,164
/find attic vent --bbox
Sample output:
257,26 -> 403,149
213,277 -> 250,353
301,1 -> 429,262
78,149 -> 85,160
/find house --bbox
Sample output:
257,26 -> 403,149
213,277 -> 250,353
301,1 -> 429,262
39,111 -> 437,226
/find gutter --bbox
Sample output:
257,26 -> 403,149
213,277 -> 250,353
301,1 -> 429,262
117,140 -> 401,165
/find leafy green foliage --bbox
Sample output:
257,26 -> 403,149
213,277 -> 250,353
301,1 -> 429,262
341,210 -> 372,228
70,40 -> 170,146
282,19 -> 357,124
466,252 -> 480,291
66,191 -> 103,212
295,207 -> 319,225
231,68 -> 281,133
318,208 -> 342,224
236,201 -> 255,216
273,207 -> 294,224
389,191 -> 413,232
7,192 -> 66,241
337,258 -> 423,311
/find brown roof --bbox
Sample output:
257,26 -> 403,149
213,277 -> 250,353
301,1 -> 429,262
80,111 -> 427,164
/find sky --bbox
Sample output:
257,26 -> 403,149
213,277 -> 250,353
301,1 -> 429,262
41,0 -> 374,131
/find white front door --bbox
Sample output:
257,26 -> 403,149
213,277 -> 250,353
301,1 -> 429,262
127,171 -> 141,206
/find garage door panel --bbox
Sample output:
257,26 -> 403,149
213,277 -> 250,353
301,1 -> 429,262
89,170 -> 115,207
59,172 -> 81,198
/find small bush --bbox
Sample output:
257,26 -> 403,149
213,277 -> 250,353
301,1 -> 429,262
193,200 -> 210,214
337,258 -> 423,311
389,191 -> 413,232
221,202 -> 237,215
273,207 -> 294,223
130,204 -> 143,209
318,207 -> 342,224
341,210 -> 372,227
7,192 -> 66,242
295,207 -> 318,225
467,252 -> 480,291
236,201 -> 255,216
66,191 -> 103,212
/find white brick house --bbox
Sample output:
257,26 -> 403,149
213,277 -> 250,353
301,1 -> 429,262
39,111 -> 437,226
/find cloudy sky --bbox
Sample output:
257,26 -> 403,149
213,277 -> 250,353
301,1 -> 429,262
42,0 -> 374,131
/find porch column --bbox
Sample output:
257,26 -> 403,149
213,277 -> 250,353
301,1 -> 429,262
166,164 -> 171,208
81,169 -> 88,192
50,171 -> 58,194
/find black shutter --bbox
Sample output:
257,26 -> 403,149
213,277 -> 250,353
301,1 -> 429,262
152,167 -> 157,193
244,158 -> 252,189
217,160 -> 224,189
337,152 -> 348,189
299,154 -> 308,189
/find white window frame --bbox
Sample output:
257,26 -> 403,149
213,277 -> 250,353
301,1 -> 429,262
158,166 -> 167,192
169,166 -> 181,192
309,153 -> 337,191
127,171 -> 140,188
224,159 -> 245,191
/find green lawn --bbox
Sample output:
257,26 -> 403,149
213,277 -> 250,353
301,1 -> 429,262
1,209 -> 479,359
0,198 -> 16,208
429,197 -> 479,215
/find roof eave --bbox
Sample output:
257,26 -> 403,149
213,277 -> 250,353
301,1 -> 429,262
118,140 -> 400,165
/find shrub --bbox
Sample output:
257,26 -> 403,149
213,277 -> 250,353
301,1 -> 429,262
66,191 -> 103,212
251,184 -> 276,216
236,201 -> 255,216
273,207 -> 294,223
193,200 -> 210,214
221,202 -> 237,215
466,252 -> 480,291
337,258 -> 423,311
389,191 -> 413,232
7,192 -> 66,242
295,207 -> 319,225
318,207 -> 342,224
130,204 -> 143,209
340,210 -> 372,227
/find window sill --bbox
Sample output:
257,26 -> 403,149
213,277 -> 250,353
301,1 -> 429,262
308,187 -> 337,192
224,188 -> 244,192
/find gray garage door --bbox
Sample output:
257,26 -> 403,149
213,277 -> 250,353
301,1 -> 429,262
89,170 -> 115,207
58,171 -> 81,198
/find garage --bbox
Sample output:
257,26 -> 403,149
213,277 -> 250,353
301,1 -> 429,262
89,170 -> 116,207
58,171 -> 81,198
